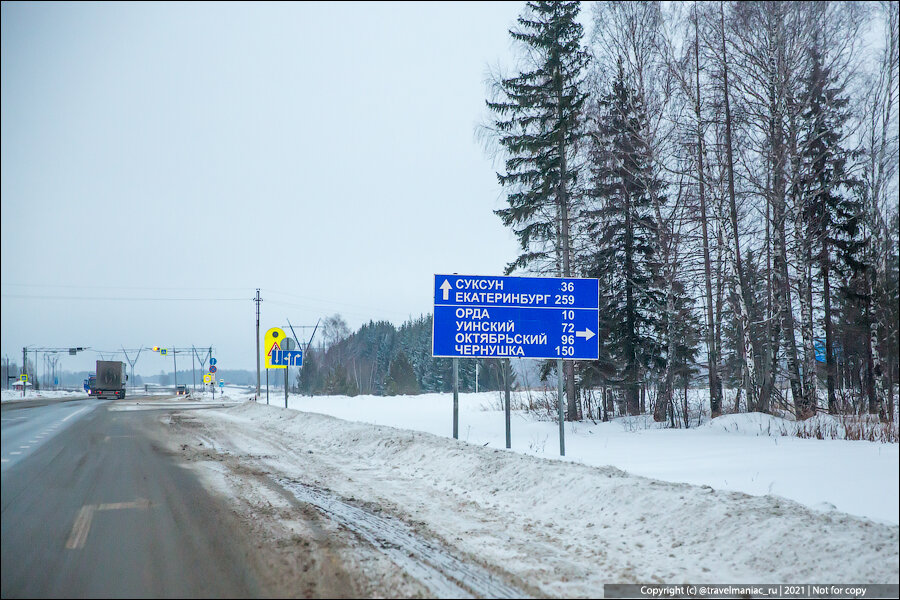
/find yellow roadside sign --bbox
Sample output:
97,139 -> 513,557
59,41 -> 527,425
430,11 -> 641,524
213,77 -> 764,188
203,373 -> 212,384
264,327 -> 287,369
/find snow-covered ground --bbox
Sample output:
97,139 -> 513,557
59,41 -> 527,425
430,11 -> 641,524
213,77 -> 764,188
268,391 -> 900,525
1,389 -> 85,402
173,401 -> 899,593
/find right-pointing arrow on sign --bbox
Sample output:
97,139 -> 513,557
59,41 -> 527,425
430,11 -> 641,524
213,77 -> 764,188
440,279 -> 452,300
576,328 -> 595,341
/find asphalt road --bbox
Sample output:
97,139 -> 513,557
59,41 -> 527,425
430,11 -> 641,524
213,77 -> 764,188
1,397 -> 263,598
2,397 -> 100,472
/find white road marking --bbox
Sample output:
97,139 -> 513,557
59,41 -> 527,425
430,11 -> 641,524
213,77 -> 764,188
10,451 -> 21,455
65,499 -> 150,550
66,506 -> 95,550
19,445 -> 30,449
62,406 -> 90,422
1,459 -> 9,463
97,498 -> 151,511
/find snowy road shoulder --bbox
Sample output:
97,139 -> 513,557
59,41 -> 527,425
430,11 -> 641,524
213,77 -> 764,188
164,402 -> 898,596
285,392 -> 900,524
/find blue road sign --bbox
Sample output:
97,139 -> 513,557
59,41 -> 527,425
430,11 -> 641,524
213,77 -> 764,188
210,358 -> 217,366
209,365 -> 217,374
433,274 -> 599,360
271,349 -> 303,367
219,380 -> 224,387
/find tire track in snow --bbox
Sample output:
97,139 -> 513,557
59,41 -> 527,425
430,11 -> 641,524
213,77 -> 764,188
274,477 -> 526,599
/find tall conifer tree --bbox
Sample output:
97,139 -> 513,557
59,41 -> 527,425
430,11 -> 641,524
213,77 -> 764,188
799,37 -> 859,415
586,62 -> 665,416
487,1 -> 589,419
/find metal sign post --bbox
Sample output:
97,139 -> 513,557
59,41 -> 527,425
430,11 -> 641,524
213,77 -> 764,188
558,358 -> 565,456
452,358 -> 459,439
432,274 -> 598,454
504,358 -> 511,449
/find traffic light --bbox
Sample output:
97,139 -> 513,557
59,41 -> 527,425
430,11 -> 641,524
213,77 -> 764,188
152,346 -> 160,352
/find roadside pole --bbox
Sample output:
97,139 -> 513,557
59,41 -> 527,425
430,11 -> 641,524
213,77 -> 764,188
254,289 -> 262,401
284,365 -> 288,409
266,368 -> 269,404
22,347 -> 26,398
504,358 -> 511,449
173,348 -> 178,394
191,347 -> 196,393
557,358 -> 565,456
452,358 -> 459,439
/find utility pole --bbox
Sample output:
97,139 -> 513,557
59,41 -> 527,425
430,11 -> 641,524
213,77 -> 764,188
22,347 -> 26,397
254,289 -> 263,400
173,347 -> 178,392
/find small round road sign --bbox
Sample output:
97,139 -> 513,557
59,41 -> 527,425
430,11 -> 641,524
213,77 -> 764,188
209,365 -> 217,374
210,358 -> 217,366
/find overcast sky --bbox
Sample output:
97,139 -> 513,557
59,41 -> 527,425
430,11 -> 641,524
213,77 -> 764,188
1,1 -> 539,375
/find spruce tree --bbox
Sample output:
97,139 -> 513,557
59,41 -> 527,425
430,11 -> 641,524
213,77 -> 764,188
385,351 -> 420,396
488,0 -> 589,275
799,38 -> 859,415
487,1 -> 589,419
585,61 -> 665,416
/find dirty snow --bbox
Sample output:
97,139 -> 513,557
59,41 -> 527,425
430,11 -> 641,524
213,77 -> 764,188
178,401 -> 899,595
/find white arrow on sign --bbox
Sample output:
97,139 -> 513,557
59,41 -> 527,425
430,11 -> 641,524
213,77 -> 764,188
576,328 -> 595,341
440,279 -> 452,300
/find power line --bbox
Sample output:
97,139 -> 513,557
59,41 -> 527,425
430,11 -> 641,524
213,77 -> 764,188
1,294 -> 245,302
1,283 -> 250,292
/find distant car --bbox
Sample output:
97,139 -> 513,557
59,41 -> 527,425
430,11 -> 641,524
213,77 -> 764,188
176,384 -> 188,396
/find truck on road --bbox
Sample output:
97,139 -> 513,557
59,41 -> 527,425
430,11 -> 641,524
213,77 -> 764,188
89,361 -> 127,399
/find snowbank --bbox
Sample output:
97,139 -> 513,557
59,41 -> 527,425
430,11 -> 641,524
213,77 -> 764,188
192,402 -> 899,592
280,392 -> 900,524
1,389 -> 85,402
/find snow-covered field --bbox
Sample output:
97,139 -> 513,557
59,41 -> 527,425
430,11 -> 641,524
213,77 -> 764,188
269,391 -> 900,525
174,401 -> 899,593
